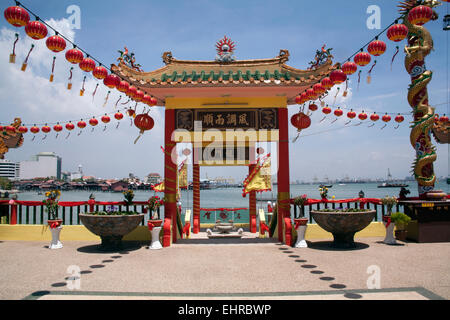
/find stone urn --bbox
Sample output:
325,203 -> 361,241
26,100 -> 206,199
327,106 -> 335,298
148,219 -> 163,250
294,218 -> 308,248
311,210 -> 376,248
79,214 -> 144,251
382,216 -> 397,245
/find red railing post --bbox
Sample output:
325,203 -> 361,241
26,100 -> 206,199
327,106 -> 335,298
9,199 -> 17,225
88,198 -> 95,213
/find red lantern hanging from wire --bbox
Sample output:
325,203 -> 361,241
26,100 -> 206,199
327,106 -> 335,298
149,97 -> 158,107
104,74 -> 120,88
368,39 -> 386,56
321,77 -> 333,90
117,80 -> 130,93
313,83 -> 326,96
25,20 -> 47,40
394,114 -> 405,129
65,122 -> 75,138
440,114 -> 449,122
358,112 -> 368,121
18,126 -> 28,134
354,51 -> 372,67
309,103 -> 318,112
306,88 -> 316,101
134,113 -> 155,144
46,35 -> 66,52
65,47 -> 84,64
134,90 -> 145,102
77,120 -> 86,129
4,6 -> 30,27
53,123 -> 63,138
30,125 -> 39,141
42,125 -> 51,140
93,66 -> 108,80
334,108 -> 343,117
127,86 -> 138,99
387,24 -> 409,42
370,113 -> 380,122
101,115 -> 111,124
381,113 -> 392,129
341,61 -> 358,75
291,112 -> 311,131
330,69 -> 347,85
79,57 -> 96,73
408,5 -> 433,26
295,95 -> 303,105
115,112 -> 124,120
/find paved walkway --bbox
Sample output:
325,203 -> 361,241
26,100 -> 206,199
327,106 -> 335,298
0,236 -> 448,300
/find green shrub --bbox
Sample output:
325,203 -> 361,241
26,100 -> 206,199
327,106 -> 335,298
390,212 -> 411,230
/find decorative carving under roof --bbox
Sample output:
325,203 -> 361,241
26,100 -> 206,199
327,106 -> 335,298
0,118 -> 24,159
432,120 -> 450,144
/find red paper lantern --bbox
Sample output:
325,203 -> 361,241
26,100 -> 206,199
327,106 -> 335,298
321,77 -> 333,90
65,48 -> 84,64
408,5 -> 433,26
79,58 -> 96,72
89,118 -> 98,127
309,103 -> 318,112
127,109 -> 135,117
46,35 -> 66,53
368,40 -> 387,56
291,112 -> 311,130
347,110 -> 357,119
341,61 -> 358,75
334,108 -> 343,117
42,125 -> 51,133
330,70 -> 347,84
354,52 -> 371,67
117,80 -> 130,93
149,97 -> 158,106
358,112 -> 368,121
322,106 -> 332,115
77,121 -> 87,129
370,113 -> 380,122
65,122 -> 75,131
127,86 -> 138,98
18,126 -> 28,134
103,74 -> 120,88
395,114 -> 405,123
313,83 -> 326,96
6,126 -> 16,134
306,88 -> 316,101
134,113 -> 155,132
382,114 -> 392,123
25,21 -> 47,40
115,112 -> 124,120
101,115 -> 111,124
30,126 -> 40,134
4,6 -> 30,27
143,94 -> 152,105
387,24 -> 409,42
53,124 -> 63,132
439,114 -> 449,122
93,66 -> 108,80
295,95 -> 303,105
134,90 -> 145,102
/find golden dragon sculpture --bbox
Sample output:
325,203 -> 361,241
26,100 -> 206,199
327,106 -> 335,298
0,118 -> 24,159
399,0 -> 441,195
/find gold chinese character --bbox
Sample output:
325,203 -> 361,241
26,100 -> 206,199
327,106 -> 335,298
216,114 -> 225,125
203,113 -> 214,126
239,114 -> 249,126
227,114 -> 237,126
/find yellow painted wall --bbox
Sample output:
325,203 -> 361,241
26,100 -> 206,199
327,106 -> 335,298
0,222 -> 386,242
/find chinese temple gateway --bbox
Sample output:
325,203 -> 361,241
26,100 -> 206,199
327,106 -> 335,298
112,45 -> 338,247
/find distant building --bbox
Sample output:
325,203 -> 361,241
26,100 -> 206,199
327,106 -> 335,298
19,152 -> 62,180
110,181 -> 129,192
70,165 -> 83,181
144,173 -> 162,185
0,159 -> 20,180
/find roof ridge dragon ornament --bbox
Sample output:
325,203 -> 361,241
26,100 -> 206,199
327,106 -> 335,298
308,45 -> 333,70
399,0 -> 443,198
117,46 -> 143,72
215,36 -> 236,63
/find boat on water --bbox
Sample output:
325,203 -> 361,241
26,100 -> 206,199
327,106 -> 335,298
378,169 -> 408,188
319,184 -> 333,188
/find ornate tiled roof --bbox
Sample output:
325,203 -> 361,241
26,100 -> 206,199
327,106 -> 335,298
110,50 -> 337,106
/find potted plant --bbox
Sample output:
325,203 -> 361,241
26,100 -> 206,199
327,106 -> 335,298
319,186 -> 329,200
147,195 -> 164,250
390,212 -> 411,242
122,189 -> 135,210
43,190 -> 63,249
293,194 -> 309,248
381,196 -> 398,245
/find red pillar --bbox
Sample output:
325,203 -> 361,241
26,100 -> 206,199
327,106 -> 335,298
277,107 -> 292,245
249,164 -> 257,233
9,200 -> 17,225
163,108 -> 178,247
193,163 -> 201,234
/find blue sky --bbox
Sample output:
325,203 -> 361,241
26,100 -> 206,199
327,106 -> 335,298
0,0 -> 449,183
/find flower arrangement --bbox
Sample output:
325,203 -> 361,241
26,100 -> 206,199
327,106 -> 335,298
123,189 -> 134,206
381,196 -> 397,216
319,186 -> 329,199
148,195 -> 164,220
43,190 -> 61,220
294,194 -> 308,218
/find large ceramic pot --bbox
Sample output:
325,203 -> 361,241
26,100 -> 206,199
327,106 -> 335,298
311,210 -> 376,248
79,214 -> 144,250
